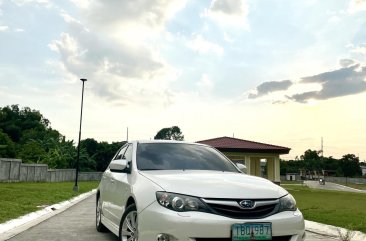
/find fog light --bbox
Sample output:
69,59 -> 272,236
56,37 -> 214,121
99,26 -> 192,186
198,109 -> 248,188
157,233 -> 170,241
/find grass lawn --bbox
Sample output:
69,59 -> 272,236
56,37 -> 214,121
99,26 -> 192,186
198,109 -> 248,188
283,185 -> 366,233
0,181 -> 99,224
280,180 -> 304,185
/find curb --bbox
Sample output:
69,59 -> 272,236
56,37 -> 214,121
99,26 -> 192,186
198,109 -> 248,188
330,182 -> 366,193
305,220 -> 366,241
0,189 -> 97,241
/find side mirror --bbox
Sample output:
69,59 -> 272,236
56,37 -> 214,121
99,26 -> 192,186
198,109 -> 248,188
110,159 -> 128,172
236,163 -> 247,174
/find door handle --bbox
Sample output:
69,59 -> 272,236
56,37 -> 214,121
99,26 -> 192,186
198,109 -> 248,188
110,179 -> 115,184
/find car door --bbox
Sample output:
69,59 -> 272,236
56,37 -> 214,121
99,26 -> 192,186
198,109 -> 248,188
101,144 -> 128,222
109,143 -> 134,226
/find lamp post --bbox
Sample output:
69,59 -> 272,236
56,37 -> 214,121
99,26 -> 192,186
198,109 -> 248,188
73,78 -> 87,192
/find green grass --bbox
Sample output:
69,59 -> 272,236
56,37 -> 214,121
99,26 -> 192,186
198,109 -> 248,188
280,180 -> 304,185
284,185 -> 366,233
0,181 -> 99,224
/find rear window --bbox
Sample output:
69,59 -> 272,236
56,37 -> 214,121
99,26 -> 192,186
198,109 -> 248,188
136,143 -> 239,172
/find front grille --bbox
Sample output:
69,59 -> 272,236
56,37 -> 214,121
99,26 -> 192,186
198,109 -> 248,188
195,236 -> 291,241
201,198 -> 278,219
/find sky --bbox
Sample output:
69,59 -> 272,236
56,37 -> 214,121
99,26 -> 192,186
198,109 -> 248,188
1,0 -> 366,161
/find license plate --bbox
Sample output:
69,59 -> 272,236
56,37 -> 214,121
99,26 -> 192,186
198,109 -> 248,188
232,223 -> 272,241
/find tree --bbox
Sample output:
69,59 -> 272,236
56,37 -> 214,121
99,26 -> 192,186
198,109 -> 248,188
92,141 -> 125,171
154,126 -> 184,141
0,105 -> 50,143
18,141 -> 46,163
80,139 -> 125,171
0,130 -> 16,158
300,149 -> 321,171
339,154 -> 362,177
41,138 -> 76,169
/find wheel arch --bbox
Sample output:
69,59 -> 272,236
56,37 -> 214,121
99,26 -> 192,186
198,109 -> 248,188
125,196 -> 136,208
96,189 -> 100,201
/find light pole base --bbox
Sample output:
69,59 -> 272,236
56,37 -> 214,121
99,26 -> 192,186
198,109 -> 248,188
73,185 -> 79,192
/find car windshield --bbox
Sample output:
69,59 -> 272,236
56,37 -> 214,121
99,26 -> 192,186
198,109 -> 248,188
137,143 -> 239,172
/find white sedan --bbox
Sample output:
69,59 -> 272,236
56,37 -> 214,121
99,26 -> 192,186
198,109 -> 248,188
96,140 -> 305,241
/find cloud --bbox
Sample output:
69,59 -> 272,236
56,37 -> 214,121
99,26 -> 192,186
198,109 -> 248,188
76,0 -> 187,36
0,25 -> 8,31
350,43 -> 366,55
288,64 -> 366,103
11,0 -> 50,6
187,34 -> 224,55
248,80 -> 292,99
49,16 -> 165,79
197,74 -> 214,93
49,4 -> 181,106
339,58 -> 356,68
68,0 -> 89,9
204,0 -> 249,28
348,0 -> 366,13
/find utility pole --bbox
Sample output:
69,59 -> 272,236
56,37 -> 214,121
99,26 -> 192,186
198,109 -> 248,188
320,137 -> 324,157
73,78 -> 87,192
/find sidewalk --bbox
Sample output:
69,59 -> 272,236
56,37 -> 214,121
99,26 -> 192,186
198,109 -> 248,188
1,193 -> 363,241
1,194 -> 117,241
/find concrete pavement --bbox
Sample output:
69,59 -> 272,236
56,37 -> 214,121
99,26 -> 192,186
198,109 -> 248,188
304,180 -> 366,193
2,194 -> 333,241
3,195 -> 118,241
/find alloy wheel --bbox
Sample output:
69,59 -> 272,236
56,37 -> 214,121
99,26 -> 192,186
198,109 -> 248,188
121,210 -> 138,241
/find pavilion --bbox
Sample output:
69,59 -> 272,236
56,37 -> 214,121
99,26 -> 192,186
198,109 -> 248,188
197,136 -> 290,184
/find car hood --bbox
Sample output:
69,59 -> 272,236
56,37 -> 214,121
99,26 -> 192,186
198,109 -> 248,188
138,170 -> 287,199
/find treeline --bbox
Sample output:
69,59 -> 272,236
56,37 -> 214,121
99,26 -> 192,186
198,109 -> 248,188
1,105 -> 364,176
0,105 -> 124,171
281,149 -> 363,177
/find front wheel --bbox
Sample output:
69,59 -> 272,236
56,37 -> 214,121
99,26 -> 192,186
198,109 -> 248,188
119,204 -> 138,241
96,196 -> 108,232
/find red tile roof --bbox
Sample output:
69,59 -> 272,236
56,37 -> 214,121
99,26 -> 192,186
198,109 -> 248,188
197,136 -> 290,154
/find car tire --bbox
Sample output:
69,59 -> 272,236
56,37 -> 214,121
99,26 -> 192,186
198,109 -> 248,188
96,196 -> 108,232
119,204 -> 138,241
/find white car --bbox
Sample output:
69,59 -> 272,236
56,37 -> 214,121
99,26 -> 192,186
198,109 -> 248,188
96,140 -> 305,241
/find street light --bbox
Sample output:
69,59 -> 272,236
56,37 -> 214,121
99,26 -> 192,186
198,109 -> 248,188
73,78 -> 87,192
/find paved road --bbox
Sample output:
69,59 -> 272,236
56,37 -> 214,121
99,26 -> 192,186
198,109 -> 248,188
6,195 -> 118,241
304,180 -> 366,193
6,194 -> 330,241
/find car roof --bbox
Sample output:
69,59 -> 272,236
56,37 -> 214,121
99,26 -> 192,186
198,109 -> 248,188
132,140 -> 208,147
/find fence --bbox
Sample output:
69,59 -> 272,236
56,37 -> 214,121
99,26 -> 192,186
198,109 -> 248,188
280,174 -> 366,184
324,176 -> 366,184
0,158 -> 102,182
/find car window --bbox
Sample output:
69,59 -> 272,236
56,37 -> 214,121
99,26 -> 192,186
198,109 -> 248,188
136,143 -> 239,172
114,145 -> 128,160
123,144 -> 133,162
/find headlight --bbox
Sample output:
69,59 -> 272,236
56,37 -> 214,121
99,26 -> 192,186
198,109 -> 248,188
278,194 -> 297,212
156,192 -> 208,212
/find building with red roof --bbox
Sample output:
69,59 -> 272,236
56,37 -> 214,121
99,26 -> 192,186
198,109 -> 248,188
197,136 -> 291,184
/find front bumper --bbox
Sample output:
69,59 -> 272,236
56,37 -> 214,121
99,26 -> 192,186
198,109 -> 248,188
138,201 -> 305,241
